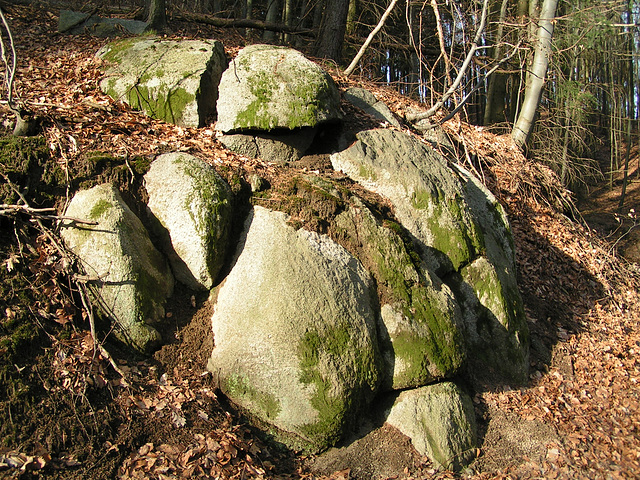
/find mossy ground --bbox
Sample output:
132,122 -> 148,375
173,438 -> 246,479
0,136 -> 65,206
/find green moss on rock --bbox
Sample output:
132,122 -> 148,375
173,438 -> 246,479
127,84 -> 195,126
297,320 -> 379,449
224,374 -> 281,420
335,202 -> 464,389
89,199 -> 112,220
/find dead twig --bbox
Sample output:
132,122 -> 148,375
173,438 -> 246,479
0,203 -> 98,224
76,280 -> 131,388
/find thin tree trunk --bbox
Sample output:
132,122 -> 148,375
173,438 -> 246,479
146,0 -> 167,31
511,0 -> 558,150
346,0 -> 358,36
263,0 -> 281,41
283,0 -> 293,43
407,0 -> 489,122
483,0 -> 509,125
244,0 -> 253,36
618,0 -> 635,213
431,0 -> 452,88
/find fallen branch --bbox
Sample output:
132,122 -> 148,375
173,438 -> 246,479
77,280 -> 131,388
0,6 -> 37,135
0,203 -> 98,224
1,173 -> 130,387
176,12 -> 316,37
413,43 -> 520,130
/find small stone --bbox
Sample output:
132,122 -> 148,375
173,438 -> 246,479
249,174 -> 266,192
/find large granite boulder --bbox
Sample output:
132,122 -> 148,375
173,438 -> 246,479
215,44 -> 341,133
144,153 -> 233,291
207,206 -> 380,452
217,128 -> 317,164
60,183 -> 174,353
386,382 -> 477,471
452,165 -> 529,384
331,129 -> 529,384
98,38 -> 227,127
335,198 -> 465,390
332,129 -> 484,275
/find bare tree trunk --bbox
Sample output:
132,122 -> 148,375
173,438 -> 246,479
146,0 -> 167,31
431,0 -> 452,88
511,0 -> 558,150
406,0 -> 489,122
346,0 -> 358,36
283,0 -> 293,43
263,0 -> 281,42
483,0 -> 509,125
618,0 -> 635,213
314,0 -> 350,62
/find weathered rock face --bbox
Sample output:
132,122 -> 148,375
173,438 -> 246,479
59,10 -> 147,36
331,129 -> 529,384
334,199 -> 465,390
218,128 -> 317,163
344,87 -> 401,128
144,153 -> 233,291
332,129 -> 484,275
453,165 -> 529,384
98,38 -> 227,127
215,44 -> 341,133
386,382 -> 477,471
60,183 -> 174,353
207,206 -> 380,452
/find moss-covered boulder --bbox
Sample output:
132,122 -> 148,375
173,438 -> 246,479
386,382 -> 477,471
144,153 -> 232,291
215,44 -> 341,133
331,129 -> 483,275
59,10 -> 147,36
335,199 -> 464,390
218,128 -> 317,164
207,206 -> 380,452
60,183 -> 174,353
331,129 -> 529,384
98,38 -> 227,127
452,165 -> 529,384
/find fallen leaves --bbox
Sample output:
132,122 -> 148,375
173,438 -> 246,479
118,424 -> 272,479
0,448 -> 50,473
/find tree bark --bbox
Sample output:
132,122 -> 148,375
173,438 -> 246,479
146,0 -> 167,31
314,0 -> 350,62
263,0 -> 281,41
483,0 -> 509,125
511,0 -> 558,150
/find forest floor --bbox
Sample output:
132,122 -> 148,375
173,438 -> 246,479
1,3 -> 640,480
